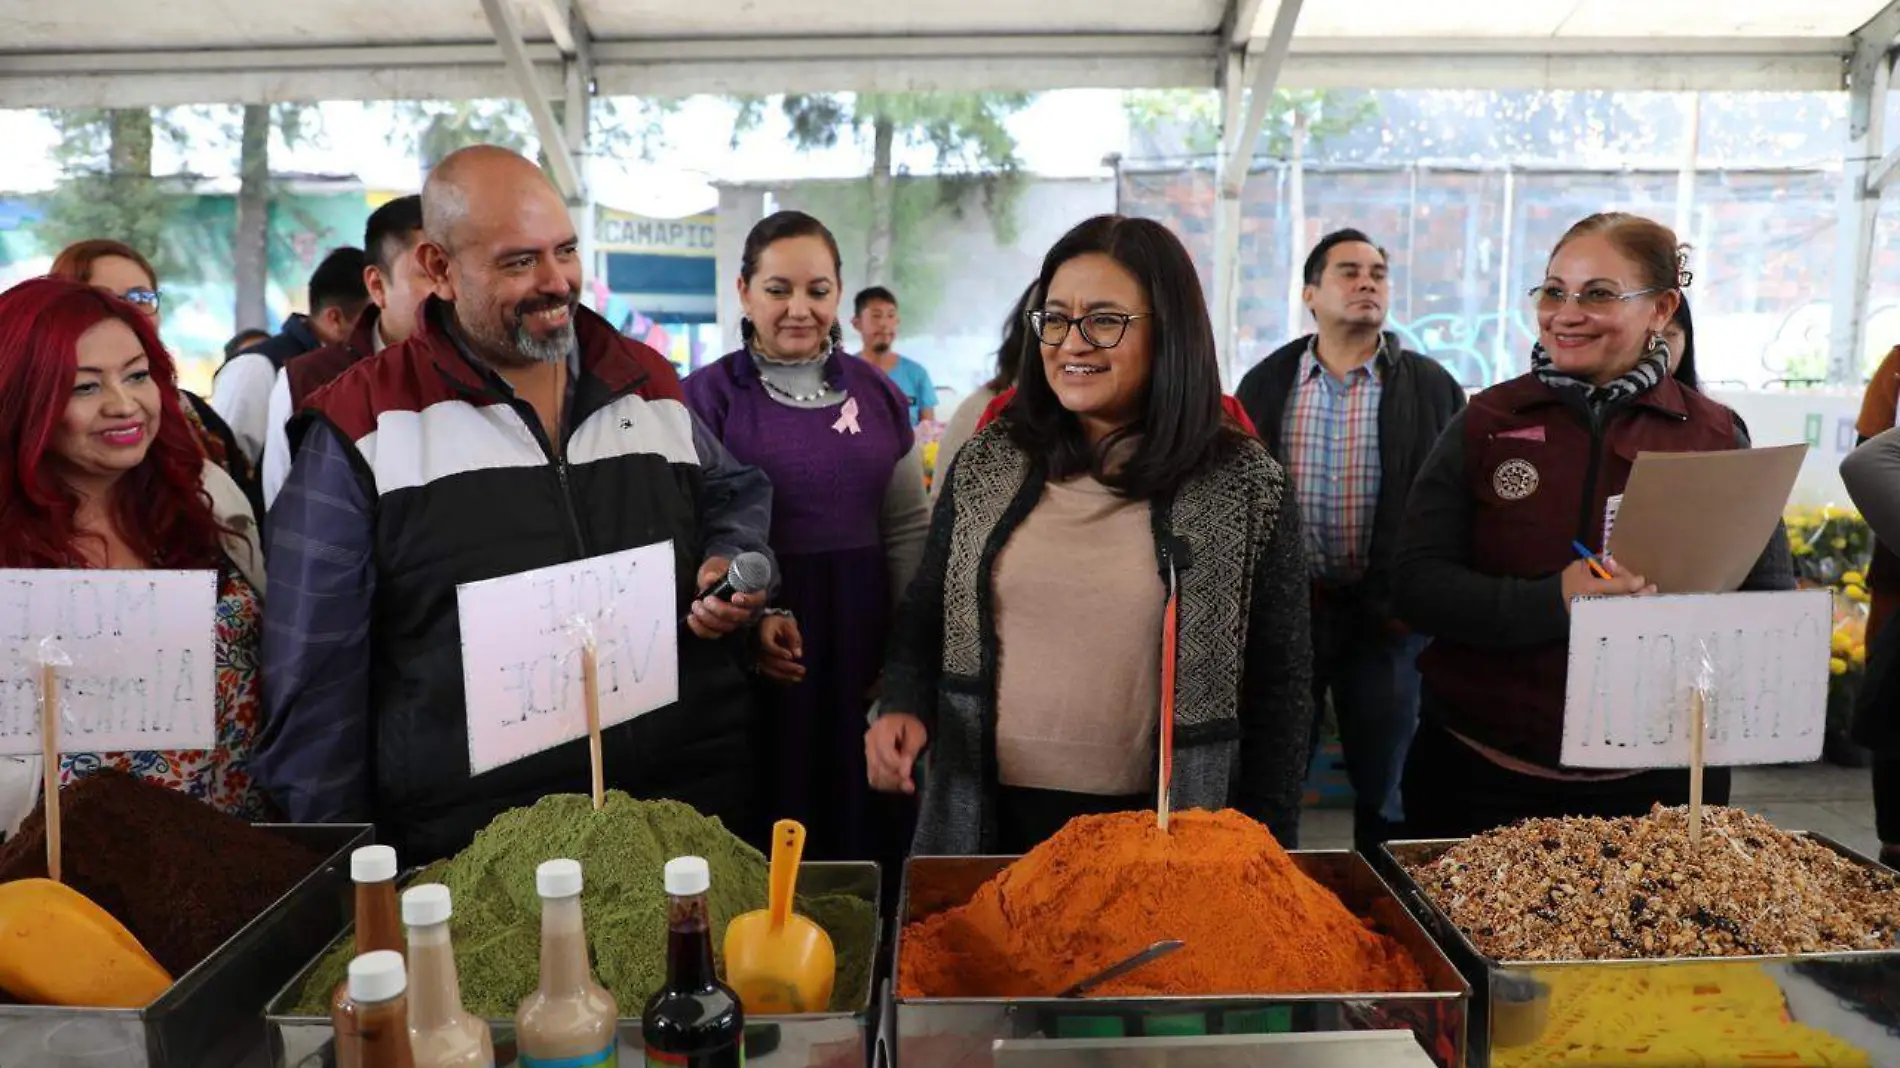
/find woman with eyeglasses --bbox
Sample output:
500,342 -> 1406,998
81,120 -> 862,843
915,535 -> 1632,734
682,210 -> 930,862
0,278 -> 271,836
866,214 -> 1314,855
1393,212 -> 1794,837
48,240 -> 260,511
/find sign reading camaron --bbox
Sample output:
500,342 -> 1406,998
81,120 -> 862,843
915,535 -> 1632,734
597,211 -> 716,257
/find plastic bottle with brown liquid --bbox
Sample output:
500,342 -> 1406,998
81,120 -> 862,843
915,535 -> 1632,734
516,859 -> 619,1068
401,884 -> 494,1068
333,950 -> 416,1068
332,846 -> 404,1068
641,857 -> 743,1068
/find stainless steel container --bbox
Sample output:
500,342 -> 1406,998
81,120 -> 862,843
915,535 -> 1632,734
1377,835 -> 1900,1068
0,822 -> 371,1068
892,852 -> 1472,1068
265,860 -> 882,1068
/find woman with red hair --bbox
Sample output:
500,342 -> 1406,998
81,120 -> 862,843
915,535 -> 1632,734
0,277 -> 270,830
47,239 -> 260,511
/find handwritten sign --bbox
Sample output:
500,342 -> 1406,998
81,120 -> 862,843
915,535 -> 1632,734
457,542 -> 679,776
0,569 -> 217,755
1561,590 -> 1831,768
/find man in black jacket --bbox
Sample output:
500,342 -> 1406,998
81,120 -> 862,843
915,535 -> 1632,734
1235,228 -> 1465,851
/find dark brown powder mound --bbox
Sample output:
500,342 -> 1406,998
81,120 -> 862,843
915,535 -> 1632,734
0,769 -> 324,977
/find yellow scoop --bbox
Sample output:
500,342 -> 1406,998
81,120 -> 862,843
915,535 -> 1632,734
723,820 -> 835,1015
0,878 -> 172,1007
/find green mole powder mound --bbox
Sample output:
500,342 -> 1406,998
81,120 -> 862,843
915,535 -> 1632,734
292,792 -> 877,1018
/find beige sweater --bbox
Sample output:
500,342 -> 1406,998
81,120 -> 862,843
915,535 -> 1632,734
991,475 -> 1165,795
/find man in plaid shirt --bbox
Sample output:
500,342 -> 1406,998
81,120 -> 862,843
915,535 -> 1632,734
1236,229 -> 1466,851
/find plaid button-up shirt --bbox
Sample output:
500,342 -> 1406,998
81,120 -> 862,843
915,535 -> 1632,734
1279,336 -> 1386,583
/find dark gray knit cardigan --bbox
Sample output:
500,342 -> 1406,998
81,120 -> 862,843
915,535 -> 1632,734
879,421 -> 1314,855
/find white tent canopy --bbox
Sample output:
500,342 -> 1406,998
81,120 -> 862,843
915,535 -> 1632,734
4,0 -> 1899,381
2,1 -> 1891,109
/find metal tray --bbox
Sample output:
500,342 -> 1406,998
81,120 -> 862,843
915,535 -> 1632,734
0,822 -> 371,1068
1377,834 -> 1900,1068
266,860 -> 882,1068
891,852 -> 1472,1068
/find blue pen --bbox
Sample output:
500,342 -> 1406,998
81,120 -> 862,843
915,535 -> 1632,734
1571,540 -> 1613,580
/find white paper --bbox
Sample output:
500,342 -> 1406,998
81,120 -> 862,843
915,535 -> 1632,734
0,569 -> 218,755
457,541 -> 680,776
1561,590 -> 1831,769
1602,493 -> 1622,557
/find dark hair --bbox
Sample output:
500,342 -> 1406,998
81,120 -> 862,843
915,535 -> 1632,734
49,239 -> 157,288
308,246 -> 370,316
986,281 -> 1039,395
1303,228 -> 1387,286
739,210 -> 842,284
854,286 -> 898,315
1550,212 -> 1692,294
364,195 -> 424,274
1006,214 -> 1236,499
223,328 -> 271,361
1669,294 -> 1699,391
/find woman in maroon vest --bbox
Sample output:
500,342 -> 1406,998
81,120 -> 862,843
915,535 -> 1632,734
1393,212 -> 1795,839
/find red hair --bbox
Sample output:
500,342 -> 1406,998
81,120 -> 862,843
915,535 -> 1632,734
48,239 -> 159,287
0,278 -> 222,569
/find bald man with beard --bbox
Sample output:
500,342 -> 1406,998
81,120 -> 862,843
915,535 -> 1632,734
257,146 -> 777,861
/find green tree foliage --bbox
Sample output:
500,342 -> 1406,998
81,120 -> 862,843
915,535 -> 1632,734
731,92 -> 1035,286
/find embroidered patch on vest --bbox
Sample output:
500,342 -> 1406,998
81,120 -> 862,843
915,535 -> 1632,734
1492,458 -> 1540,501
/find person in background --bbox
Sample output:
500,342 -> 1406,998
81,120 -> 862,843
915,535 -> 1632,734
867,214 -> 1313,854
683,210 -> 929,862
211,246 -> 368,463
1234,228 -> 1465,851
1663,294 -> 1699,390
1394,212 -> 1794,837
225,328 -> 271,361
261,195 -> 430,508
1845,343 -> 1900,870
48,239 -> 259,514
256,146 -> 776,863
933,282 -> 1036,503
0,278 -> 270,833
852,286 -> 936,427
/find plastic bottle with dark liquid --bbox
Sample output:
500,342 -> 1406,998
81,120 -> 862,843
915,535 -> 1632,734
333,845 -> 404,1068
641,857 -> 744,1068
332,950 -> 416,1068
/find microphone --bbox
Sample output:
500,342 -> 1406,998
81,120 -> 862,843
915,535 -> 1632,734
694,551 -> 773,604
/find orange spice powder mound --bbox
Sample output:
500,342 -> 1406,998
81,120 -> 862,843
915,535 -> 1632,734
898,809 -> 1426,998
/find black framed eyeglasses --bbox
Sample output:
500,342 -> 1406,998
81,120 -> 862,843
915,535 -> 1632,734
117,287 -> 161,313
1026,310 -> 1151,350
1528,284 -> 1662,309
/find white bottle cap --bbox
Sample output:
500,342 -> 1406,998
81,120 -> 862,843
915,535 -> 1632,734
351,845 -> 398,884
401,883 -> 453,927
665,856 -> 710,896
347,950 -> 407,1003
537,858 -> 584,899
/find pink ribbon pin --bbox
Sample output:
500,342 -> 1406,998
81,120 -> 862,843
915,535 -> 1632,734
832,396 -> 862,435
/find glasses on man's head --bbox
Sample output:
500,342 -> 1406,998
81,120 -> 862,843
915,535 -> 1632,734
117,287 -> 161,314
1529,284 -> 1662,310
1026,310 -> 1151,350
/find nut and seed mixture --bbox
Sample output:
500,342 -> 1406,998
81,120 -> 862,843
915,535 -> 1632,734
1407,805 -> 1900,961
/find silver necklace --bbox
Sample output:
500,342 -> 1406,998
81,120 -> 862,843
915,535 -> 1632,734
756,372 -> 834,403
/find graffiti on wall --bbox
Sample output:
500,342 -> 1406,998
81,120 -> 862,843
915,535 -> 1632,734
1386,309 -> 1539,389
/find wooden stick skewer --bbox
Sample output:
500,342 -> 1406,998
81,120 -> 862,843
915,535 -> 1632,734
39,663 -> 60,883
1688,689 -> 1707,849
582,640 -> 604,812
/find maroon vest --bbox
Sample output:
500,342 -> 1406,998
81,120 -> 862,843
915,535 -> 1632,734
1417,373 -> 1741,766
286,304 -> 380,412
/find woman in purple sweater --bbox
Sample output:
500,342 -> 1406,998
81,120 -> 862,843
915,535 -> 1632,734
683,211 -> 930,861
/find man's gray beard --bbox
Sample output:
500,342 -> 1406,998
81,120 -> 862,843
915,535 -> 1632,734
515,318 -> 575,364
